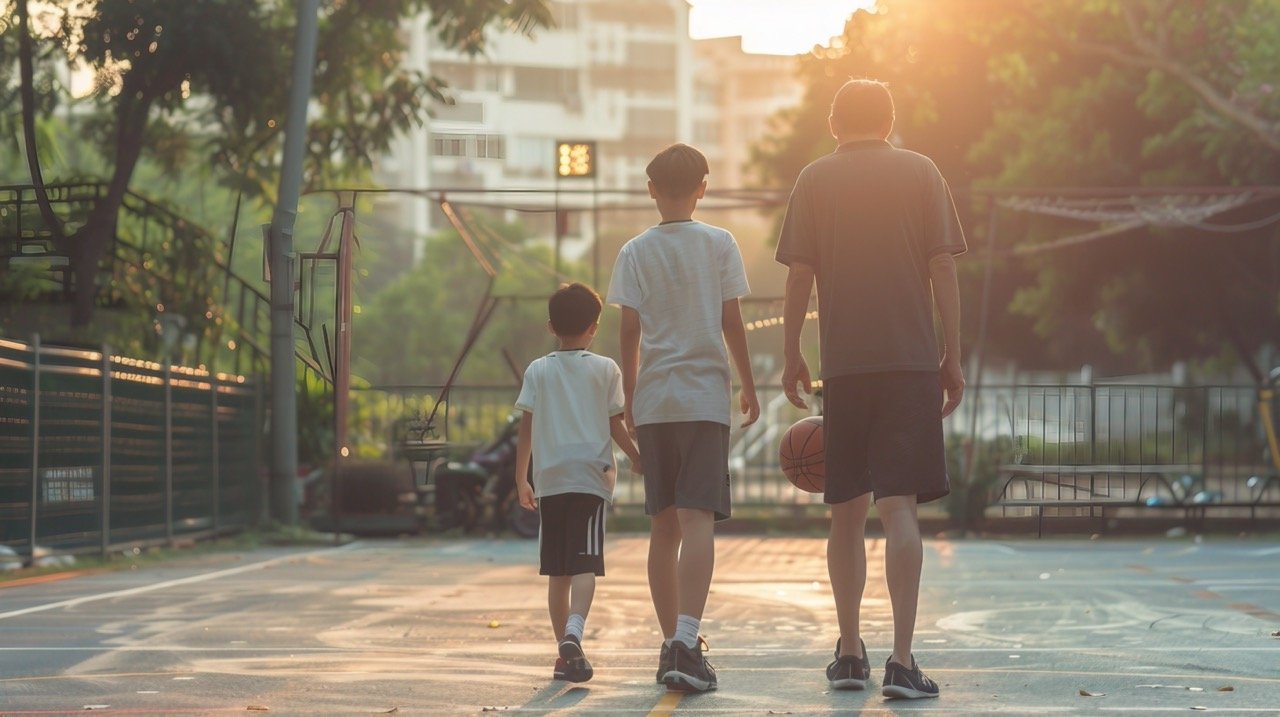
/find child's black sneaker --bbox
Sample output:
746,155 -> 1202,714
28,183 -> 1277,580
556,635 -> 593,683
826,637 -> 870,690
662,637 -> 716,693
882,655 -> 938,699
655,641 -> 671,683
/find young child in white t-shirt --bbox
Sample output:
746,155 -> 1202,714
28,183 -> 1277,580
514,282 -> 642,683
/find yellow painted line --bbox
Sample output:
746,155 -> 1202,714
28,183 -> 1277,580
646,690 -> 682,717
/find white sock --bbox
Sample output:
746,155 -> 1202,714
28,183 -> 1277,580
674,614 -> 700,648
564,614 -> 586,642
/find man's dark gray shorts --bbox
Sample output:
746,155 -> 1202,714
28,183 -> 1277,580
823,371 -> 950,505
637,421 -> 732,521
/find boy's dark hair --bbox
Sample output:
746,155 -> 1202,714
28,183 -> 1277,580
548,282 -> 602,336
830,78 -> 895,135
646,143 -> 709,198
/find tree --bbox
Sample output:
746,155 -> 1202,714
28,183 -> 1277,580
752,0 -> 1280,373
2,0 -> 551,326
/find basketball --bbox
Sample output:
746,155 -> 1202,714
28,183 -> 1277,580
780,416 -> 824,493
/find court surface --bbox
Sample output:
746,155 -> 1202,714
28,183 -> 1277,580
1,534 -> 1278,715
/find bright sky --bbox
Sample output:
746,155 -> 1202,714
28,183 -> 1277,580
687,0 -> 877,55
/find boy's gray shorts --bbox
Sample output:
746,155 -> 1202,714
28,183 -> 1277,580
636,421 -> 731,521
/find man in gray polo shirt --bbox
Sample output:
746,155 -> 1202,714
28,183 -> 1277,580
775,79 -> 966,699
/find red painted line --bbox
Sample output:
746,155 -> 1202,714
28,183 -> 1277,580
0,571 -> 84,590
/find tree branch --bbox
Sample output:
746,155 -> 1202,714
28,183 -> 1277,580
1025,1 -> 1280,153
17,0 -> 65,243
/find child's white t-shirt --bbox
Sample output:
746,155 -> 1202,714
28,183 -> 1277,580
606,220 -> 751,427
514,349 -> 624,501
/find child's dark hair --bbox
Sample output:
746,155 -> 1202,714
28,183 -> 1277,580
548,282 -> 602,336
646,143 -> 709,198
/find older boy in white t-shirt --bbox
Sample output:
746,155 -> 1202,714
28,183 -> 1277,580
515,282 -> 642,684
607,143 -> 759,693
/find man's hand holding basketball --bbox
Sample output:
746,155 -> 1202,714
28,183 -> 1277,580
940,355 -> 965,418
782,355 -> 812,409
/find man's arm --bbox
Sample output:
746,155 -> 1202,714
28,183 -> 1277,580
722,298 -> 759,427
781,262 -> 815,409
929,252 -> 964,417
514,411 -> 536,510
619,306 -> 641,434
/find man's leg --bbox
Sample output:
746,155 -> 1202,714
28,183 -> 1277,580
877,495 -> 921,666
648,506 -> 681,639
828,492 -> 872,657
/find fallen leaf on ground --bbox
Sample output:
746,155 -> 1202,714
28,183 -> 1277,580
380,709 -> 400,715
488,620 -> 501,628
1078,689 -> 1106,697
1190,707 -> 1208,711
1217,686 -> 1235,692
83,707 -> 110,711
1271,630 -> 1280,638
1187,687 -> 1204,692
246,707 -> 269,712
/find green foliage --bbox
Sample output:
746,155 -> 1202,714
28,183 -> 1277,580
753,0 -> 1280,373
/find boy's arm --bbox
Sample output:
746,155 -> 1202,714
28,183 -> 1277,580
514,411 -> 536,511
781,262 -> 815,408
929,252 -> 964,418
722,298 -> 760,427
609,413 -> 643,474
619,306 -> 641,435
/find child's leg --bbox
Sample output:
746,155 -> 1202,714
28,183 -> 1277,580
548,576 -> 571,641
675,507 -> 715,627
564,572 -> 596,640
647,506 -> 681,639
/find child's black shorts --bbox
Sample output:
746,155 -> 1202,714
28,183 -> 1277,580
538,492 -> 607,577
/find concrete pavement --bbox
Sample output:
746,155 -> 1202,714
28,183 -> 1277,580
1,535 -> 1278,714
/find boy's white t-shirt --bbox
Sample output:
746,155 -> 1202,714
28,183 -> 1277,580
606,220 -> 751,427
514,349 -> 624,502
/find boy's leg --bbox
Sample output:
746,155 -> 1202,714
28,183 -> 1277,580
828,493 -> 871,658
648,506 -> 681,639
877,495 -> 921,666
548,576 -> 571,640
675,507 -> 714,626
566,572 -> 596,639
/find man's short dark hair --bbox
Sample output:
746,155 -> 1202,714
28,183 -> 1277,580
646,143 -> 709,198
830,79 -> 895,135
548,282 -> 602,336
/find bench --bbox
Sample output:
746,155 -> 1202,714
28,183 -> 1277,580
993,464 -> 1280,536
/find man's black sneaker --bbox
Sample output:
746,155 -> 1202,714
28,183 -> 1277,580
827,637 -> 871,690
662,637 -> 716,693
556,635 -> 593,683
882,655 -> 939,699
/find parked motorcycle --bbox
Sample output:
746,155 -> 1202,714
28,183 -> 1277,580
430,413 -> 540,538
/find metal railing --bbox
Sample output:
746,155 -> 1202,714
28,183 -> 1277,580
353,382 -> 1280,512
0,336 -> 262,560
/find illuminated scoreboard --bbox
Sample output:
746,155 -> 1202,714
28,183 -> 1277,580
556,140 -> 596,178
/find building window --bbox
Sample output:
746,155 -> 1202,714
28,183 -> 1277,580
477,135 -> 506,159
512,66 -> 579,102
431,134 -> 469,157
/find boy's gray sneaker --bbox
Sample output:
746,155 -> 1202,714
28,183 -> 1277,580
882,655 -> 938,699
827,637 -> 870,690
663,638 -> 716,693
556,635 -> 593,683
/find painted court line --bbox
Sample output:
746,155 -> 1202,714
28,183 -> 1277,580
0,542 -> 362,622
645,690 -> 682,717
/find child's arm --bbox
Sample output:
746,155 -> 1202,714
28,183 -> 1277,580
514,411 -> 536,511
609,413 -> 643,474
722,298 -> 760,427
619,306 -> 642,435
